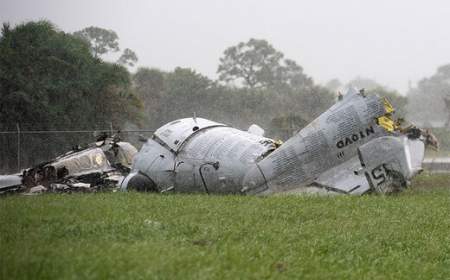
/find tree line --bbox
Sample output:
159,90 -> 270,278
0,20 -> 446,171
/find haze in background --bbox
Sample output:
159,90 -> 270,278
2,0 -> 450,94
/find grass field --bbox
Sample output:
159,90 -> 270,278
1,173 -> 450,279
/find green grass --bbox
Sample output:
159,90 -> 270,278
1,174 -> 450,279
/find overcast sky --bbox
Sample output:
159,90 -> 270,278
2,0 -> 450,93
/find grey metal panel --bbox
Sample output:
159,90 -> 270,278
404,138 -> 424,177
253,92 -> 388,193
179,126 -> 273,162
358,136 -> 408,179
0,175 -> 22,190
153,118 -> 226,152
356,136 -> 424,193
174,161 -> 202,193
131,138 -> 176,192
314,156 -> 370,194
241,166 -> 269,194
177,126 -> 275,193
126,125 -> 275,194
115,142 -> 138,167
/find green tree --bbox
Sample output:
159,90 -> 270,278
0,21 -> 142,171
133,68 -> 166,126
346,77 -> 384,91
118,48 -> 138,67
217,38 -> 311,90
281,59 -> 313,90
162,68 -> 213,120
73,26 -> 120,57
342,77 -> 407,118
215,39 -> 334,137
134,68 -> 165,99
132,67 -> 216,128
325,78 -> 342,92
407,65 -> 450,126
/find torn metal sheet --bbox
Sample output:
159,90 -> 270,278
122,88 -> 434,195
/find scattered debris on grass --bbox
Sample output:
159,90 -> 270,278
0,134 -> 137,195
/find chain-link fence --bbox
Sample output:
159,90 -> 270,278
0,123 -> 154,174
2,122 -> 450,174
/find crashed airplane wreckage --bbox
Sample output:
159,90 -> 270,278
121,88 -> 437,195
0,135 -> 137,195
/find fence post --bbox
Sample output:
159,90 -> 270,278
110,122 -> 113,136
16,123 -> 20,172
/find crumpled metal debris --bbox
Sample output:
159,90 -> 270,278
23,185 -> 47,195
0,134 -> 137,195
121,89 -> 437,196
